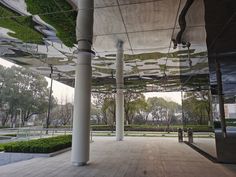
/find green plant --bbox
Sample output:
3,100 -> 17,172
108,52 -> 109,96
0,5 -> 43,43
25,0 -> 77,47
0,144 -> 4,151
90,124 -> 212,132
0,134 -> 17,137
0,126 -> 10,129
226,119 -> 236,127
3,135 -> 72,153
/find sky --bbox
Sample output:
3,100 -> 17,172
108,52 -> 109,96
0,58 -> 182,104
0,58 -> 74,103
145,92 -> 181,104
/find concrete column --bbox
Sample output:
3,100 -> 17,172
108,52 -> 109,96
116,41 -> 124,141
71,0 -> 94,166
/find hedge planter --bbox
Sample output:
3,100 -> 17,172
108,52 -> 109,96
2,135 -> 72,153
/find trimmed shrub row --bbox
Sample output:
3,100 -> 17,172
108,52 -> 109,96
2,135 -> 72,153
90,124 -> 213,132
0,126 -> 10,129
0,134 -> 17,137
0,144 -> 4,151
48,124 -> 213,132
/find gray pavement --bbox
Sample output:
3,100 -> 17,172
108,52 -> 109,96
0,137 -> 236,177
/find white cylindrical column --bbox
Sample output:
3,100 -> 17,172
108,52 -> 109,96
116,40 -> 124,141
71,0 -> 94,166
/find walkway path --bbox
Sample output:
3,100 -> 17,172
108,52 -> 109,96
0,137 -> 236,177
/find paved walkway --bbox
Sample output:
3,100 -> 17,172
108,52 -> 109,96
0,151 -> 49,166
0,137 -> 236,177
193,138 -> 217,158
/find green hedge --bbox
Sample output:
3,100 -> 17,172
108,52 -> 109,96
214,119 -> 236,128
183,125 -> 213,132
0,144 -> 4,151
226,119 -> 236,126
0,134 -> 17,137
2,135 -> 72,153
0,126 -> 10,129
90,124 -> 212,132
91,125 -> 115,131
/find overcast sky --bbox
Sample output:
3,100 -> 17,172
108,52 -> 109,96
0,58 -> 74,103
0,58 -> 182,104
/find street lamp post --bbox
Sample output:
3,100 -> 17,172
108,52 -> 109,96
17,108 -> 22,128
46,65 -> 53,134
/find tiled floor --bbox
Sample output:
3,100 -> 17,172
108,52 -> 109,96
0,137 -> 236,177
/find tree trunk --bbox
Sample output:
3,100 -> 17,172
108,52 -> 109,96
145,114 -> 149,124
1,112 -> 9,126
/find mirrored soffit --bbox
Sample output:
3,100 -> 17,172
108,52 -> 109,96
0,0 -> 209,93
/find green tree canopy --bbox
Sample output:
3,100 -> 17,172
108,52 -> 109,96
183,91 -> 211,125
0,66 -> 55,126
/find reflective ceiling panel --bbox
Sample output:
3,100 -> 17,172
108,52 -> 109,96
128,30 -> 172,53
120,0 -> 179,32
94,6 -> 125,35
94,0 -> 117,8
93,34 -> 131,53
0,0 -> 211,92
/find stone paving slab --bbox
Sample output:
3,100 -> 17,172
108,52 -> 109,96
0,152 -> 48,166
0,137 -> 236,177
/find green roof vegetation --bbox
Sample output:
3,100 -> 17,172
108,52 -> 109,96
144,62 -> 158,65
159,64 -> 166,72
94,67 -> 113,74
25,0 -> 77,47
125,52 -> 166,61
0,5 -> 43,43
94,63 -> 107,67
190,62 -> 209,70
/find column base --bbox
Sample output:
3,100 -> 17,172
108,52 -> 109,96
72,162 -> 88,166
116,137 -> 124,141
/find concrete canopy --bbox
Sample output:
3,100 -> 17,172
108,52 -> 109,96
0,0 -> 209,92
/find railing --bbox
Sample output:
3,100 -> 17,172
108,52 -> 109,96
2,127 -> 94,143
16,127 -> 73,139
